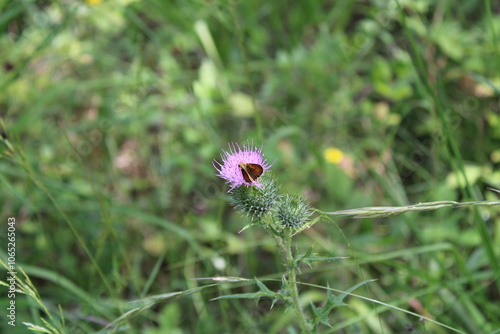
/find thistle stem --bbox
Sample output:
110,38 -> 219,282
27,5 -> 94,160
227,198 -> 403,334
283,229 -> 311,334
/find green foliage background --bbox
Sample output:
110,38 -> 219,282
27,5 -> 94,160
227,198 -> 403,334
1,0 -> 500,333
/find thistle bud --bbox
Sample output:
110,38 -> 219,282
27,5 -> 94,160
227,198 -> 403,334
229,176 -> 279,221
275,195 -> 311,229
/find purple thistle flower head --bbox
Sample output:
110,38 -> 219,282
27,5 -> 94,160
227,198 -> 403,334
213,142 -> 272,192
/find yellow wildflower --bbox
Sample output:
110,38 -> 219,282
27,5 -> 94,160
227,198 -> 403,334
324,147 -> 344,164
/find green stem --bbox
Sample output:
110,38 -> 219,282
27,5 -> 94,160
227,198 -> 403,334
284,229 -> 311,334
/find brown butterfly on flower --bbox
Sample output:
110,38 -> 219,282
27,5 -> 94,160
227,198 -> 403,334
238,163 -> 264,183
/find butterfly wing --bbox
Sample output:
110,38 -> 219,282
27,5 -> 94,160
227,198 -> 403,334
239,163 -> 264,183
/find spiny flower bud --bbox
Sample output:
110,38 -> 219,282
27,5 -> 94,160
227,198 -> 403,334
229,176 -> 279,221
275,195 -> 311,229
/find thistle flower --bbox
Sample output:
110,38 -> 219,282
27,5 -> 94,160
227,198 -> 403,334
213,142 -> 272,192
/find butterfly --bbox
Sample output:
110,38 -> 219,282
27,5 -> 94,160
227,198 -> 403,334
238,163 -> 264,183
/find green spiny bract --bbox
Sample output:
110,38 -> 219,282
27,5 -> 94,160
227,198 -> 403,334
229,176 -> 279,221
275,194 -> 311,229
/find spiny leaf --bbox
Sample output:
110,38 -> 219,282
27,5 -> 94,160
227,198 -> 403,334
294,247 -> 348,268
256,279 -> 274,295
211,290 -> 279,301
292,216 -> 321,236
333,279 -> 376,305
312,280 -> 376,328
212,279 -> 281,303
238,221 -> 260,233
